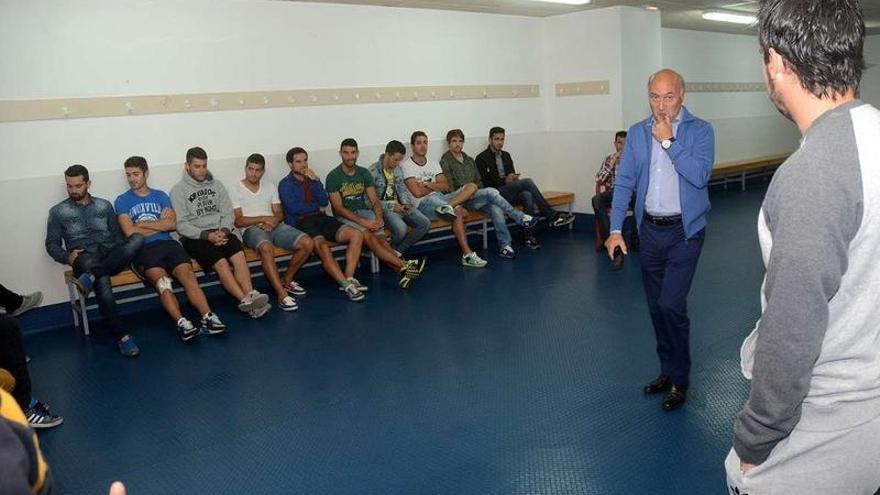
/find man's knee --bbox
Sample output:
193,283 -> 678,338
296,235 -> 315,253
258,242 -> 275,257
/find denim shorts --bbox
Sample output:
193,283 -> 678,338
242,223 -> 306,250
338,209 -> 381,233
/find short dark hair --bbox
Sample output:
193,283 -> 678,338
186,146 -> 207,163
246,153 -> 265,168
340,138 -> 358,150
410,131 -> 427,145
615,131 -> 627,140
446,129 -> 465,143
124,156 -> 149,173
489,126 -> 505,138
385,140 -> 406,156
65,164 -> 89,182
758,0 -> 866,99
286,147 -> 308,163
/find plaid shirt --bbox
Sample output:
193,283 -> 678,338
596,152 -> 621,188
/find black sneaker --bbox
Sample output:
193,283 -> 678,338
26,400 -> 64,429
524,235 -> 541,250
200,312 -> 227,335
550,213 -> 575,228
176,317 -> 199,342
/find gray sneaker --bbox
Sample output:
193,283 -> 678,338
435,204 -> 457,222
238,291 -> 270,313
176,317 -> 199,342
249,303 -> 272,319
200,312 -> 227,335
11,291 -> 43,317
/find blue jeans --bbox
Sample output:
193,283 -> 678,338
466,188 -> 524,250
382,204 -> 430,254
73,234 -> 145,338
498,178 -> 556,219
639,221 -> 705,388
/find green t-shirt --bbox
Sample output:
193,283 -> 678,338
325,164 -> 374,212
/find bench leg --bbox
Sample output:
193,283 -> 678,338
741,171 -> 746,191
482,218 -> 488,250
568,203 -> 574,230
66,281 -> 80,329
371,252 -> 380,274
77,289 -> 90,336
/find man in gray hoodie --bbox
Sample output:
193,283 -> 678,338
726,1 -> 880,494
170,147 -> 270,318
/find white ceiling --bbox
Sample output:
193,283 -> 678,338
283,0 -> 880,36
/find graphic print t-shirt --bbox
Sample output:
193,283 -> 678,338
114,189 -> 174,244
325,165 -> 374,212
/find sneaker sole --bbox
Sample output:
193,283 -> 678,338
200,327 -> 226,336
180,330 -> 200,342
29,417 -> 64,429
462,261 -> 488,268
280,303 -> 299,312
250,304 -> 271,319
286,289 -> 307,296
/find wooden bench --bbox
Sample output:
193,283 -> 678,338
709,153 -> 790,191
64,191 -> 576,334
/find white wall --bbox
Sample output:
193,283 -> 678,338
0,1 -> 808,307
661,28 -> 800,162
861,35 -> 880,106
0,0 -> 549,306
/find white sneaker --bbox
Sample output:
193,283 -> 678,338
461,252 -> 488,268
249,303 -> 271,319
344,283 -> 365,302
239,290 -> 270,312
337,277 -> 368,292
285,281 -> 306,296
279,296 -> 299,312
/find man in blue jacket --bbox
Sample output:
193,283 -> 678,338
606,68 -> 715,411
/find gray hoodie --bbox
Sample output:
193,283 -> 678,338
169,171 -> 234,240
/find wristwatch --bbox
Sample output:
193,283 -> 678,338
661,137 -> 676,150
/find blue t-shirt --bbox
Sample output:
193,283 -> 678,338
114,189 -> 174,244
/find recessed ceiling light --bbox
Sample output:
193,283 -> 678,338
645,5 -> 659,10
702,10 -> 756,25
528,0 -> 592,5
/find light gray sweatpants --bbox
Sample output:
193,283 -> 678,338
725,411 -> 880,495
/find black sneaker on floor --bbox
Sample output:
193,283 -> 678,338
524,235 -> 541,250
550,213 -> 576,228
200,312 -> 227,335
26,400 -> 64,429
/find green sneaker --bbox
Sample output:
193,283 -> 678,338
435,204 -> 457,222
462,252 -> 488,268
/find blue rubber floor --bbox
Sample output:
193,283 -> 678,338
24,185 -> 768,495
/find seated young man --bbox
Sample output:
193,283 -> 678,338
233,153 -> 314,312
0,315 -> 63,429
368,140 -> 430,256
278,147 -> 366,302
592,131 -> 638,249
401,131 -> 487,268
325,138 -> 426,290
45,164 -> 144,357
115,156 -> 226,342
170,147 -> 271,319
475,126 -> 575,249
439,129 -> 538,259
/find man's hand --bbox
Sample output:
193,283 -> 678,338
261,216 -> 279,231
108,481 -> 127,495
423,181 -> 437,192
652,114 -> 673,142
611,152 -> 621,166
208,230 -> 228,246
740,461 -> 756,474
604,232 -> 628,259
392,204 -> 407,214
68,249 -> 84,266
305,167 -> 318,181
505,173 -> 520,184
360,218 -> 384,231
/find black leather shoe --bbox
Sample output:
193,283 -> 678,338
662,385 -> 687,411
643,375 -> 671,394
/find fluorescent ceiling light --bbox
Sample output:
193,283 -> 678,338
528,0 -> 592,5
702,10 -> 756,25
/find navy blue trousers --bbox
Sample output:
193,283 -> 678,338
639,220 -> 705,388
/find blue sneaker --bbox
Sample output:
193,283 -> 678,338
498,246 -> 517,259
74,273 -> 95,296
117,334 -> 140,357
521,214 -> 538,229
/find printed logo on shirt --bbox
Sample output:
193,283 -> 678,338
188,188 -> 220,217
338,181 -> 365,202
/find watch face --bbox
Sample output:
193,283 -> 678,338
662,139 -> 671,149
